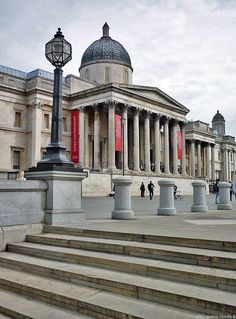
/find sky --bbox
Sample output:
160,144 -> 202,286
0,0 -> 236,135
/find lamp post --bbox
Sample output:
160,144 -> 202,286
37,28 -> 74,168
122,115 -> 126,176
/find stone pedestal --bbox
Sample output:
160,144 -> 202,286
191,180 -> 208,212
112,176 -> 134,220
157,179 -> 176,215
217,182 -> 232,210
27,167 -> 87,225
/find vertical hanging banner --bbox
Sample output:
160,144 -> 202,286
177,129 -> 182,160
71,110 -> 79,163
115,114 -> 122,151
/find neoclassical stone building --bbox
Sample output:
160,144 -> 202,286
0,23 -> 235,195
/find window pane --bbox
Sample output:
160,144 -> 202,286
13,151 -> 20,169
15,112 -> 21,128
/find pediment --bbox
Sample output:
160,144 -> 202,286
119,84 -> 189,113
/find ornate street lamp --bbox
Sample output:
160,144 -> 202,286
37,28 -> 73,168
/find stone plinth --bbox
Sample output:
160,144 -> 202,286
112,176 -> 134,220
157,179 -> 176,215
191,180 -> 208,212
27,167 -> 87,225
0,180 -> 47,226
217,182 -> 232,210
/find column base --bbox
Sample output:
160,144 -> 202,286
112,210 -> 134,220
217,204 -> 232,210
157,208 -> 176,216
45,209 -> 85,225
191,205 -> 208,212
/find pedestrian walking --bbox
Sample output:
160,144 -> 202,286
147,181 -> 155,200
213,179 -> 219,204
140,182 -> 145,198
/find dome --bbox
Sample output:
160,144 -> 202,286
79,23 -> 132,71
212,110 -> 225,122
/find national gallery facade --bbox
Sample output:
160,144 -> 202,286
0,23 -> 235,194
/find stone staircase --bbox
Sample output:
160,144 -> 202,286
0,225 -> 235,318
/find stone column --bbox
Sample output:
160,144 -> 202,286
211,144 -> 215,181
79,107 -> 84,167
228,150 -> 231,181
144,111 -> 151,172
180,122 -> 186,175
223,148 -> 228,181
31,102 -> 42,166
172,120 -> 178,175
154,114 -> 161,174
217,182 -> 232,210
206,143 -> 210,178
191,181 -> 208,212
133,109 -> 140,171
233,151 -> 236,176
157,179 -> 176,215
191,139 -> 195,177
84,110 -> 89,168
164,117 -> 170,174
112,176 -> 134,219
122,106 -> 128,171
93,106 -> 100,170
197,141 -> 201,177
108,102 -> 116,170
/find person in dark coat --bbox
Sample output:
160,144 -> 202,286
147,181 -> 155,200
140,182 -> 145,198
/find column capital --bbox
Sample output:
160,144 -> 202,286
132,107 -> 140,115
153,113 -> 161,120
92,103 -> 100,113
163,116 -> 170,124
144,110 -> 151,119
105,99 -> 118,109
29,101 -> 43,110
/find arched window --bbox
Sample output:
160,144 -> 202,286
85,69 -> 89,81
104,67 -> 110,83
124,69 -> 128,84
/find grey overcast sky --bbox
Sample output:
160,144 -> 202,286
1,0 -> 236,135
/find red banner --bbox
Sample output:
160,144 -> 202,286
177,129 -> 182,160
71,110 -> 79,163
115,114 -> 122,151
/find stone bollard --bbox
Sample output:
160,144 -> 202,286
217,182 -> 232,210
112,176 -> 134,219
191,180 -> 208,212
157,179 -> 176,215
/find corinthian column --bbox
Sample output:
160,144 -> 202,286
197,141 -> 201,177
223,148 -> 228,181
79,107 -> 84,167
107,101 -> 116,170
93,105 -> 100,170
154,114 -> 161,174
164,117 -> 170,174
180,122 -> 186,175
122,105 -> 128,171
133,108 -> 140,171
191,139 -> 195,177
172,120 -> 178,175
31,102 -> 42,166
211,144 -> 215,181
144,111 -> 151,172
206,143 -> 210,178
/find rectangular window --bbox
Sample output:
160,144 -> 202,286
104,67 -> 110,83
218,151 -> 221,161
43,113 -> 50,129
14,112 -> 21,128
13,150 -> 21,169
63,117 -> 67,132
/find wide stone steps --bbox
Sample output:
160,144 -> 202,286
0,251 -> 236,316
1,249 -> 236,293
44,225 -> 236,252
0,288 -> 91,319
0,266 -> 197,319
1,226 -> 236,318
25,233 -> 236,270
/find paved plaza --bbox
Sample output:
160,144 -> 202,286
81,194 -> 236,242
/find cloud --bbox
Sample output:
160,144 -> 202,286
0,0 -> 235,136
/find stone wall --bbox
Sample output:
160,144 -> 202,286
82,170 -> 200,197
